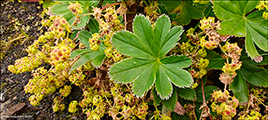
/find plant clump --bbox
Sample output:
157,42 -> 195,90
7,0 -> 268,119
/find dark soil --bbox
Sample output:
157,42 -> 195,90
0,0 -> 75,119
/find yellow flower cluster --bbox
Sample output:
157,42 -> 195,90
256,0 -> 268,20
211,90 -> 239,120
67,2 -> 83,17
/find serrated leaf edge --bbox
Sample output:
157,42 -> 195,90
132,76 -> 156,99
178,89 -> 197,101
155,82 -> 173,100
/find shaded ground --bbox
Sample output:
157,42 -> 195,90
0,0 -> 62,119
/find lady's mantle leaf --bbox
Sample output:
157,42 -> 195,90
78,30 -> 92,47
172,1 -> 205,25
70,46 -> 105,72
206,50 -> 225,69
87,18 -> 99,34
177,88 -> 197,101
239,64 -> 268,87
213,0 -> 268,61
230,71 -> 249,103
109,14 -> 193,100
163,89 -> 177,111
70,49 -> 92,59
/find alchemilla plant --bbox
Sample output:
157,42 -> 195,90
109,14 -> 193,99
8,0 -> 268,119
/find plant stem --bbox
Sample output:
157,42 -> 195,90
124,13 -> 127,30
201,79 -> 206,103
7,36 -> 26,46
79,13 -> 93,17
101,2 -> 122,11
201,78 -> 213,120
104,95 -> 112,107
252,94 -> 266,107
192,44 -> 200,56
218,43 -> 229,64
224,83 -> 227,92
69,17 -> 79,29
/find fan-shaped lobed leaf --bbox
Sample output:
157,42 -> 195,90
109,14 -> 193,100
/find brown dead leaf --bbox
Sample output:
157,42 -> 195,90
4,102 -> 26,116
174,101 -> 186,115
1,102 -> 26,120
199,102 -> 211,118
0,99 -> 11,113
220,35 -> 232,42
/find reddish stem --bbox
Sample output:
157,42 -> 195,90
201,79 -> 213,120
124,13 -> 127,30
201,79 -> 206,104
101,2 -> 122,11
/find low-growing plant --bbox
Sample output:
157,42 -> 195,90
7,0 -> 268,119
109,14 -> 193,99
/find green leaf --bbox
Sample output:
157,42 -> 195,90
70,46 -> 105,72
112,31 -> 154,60
239,64 -> 268,87
204,2 -> 215,17
213,0 -> 268,60
206,50 -> 225,69
160,55 -> 192,68
196,86 -> 218,102
158,3 -> 169,15
49,4 -> 70,15
153,89 -> 162,106
87,18 -> 99,34
173,1 -> 205,25
91,51 -> 105,67
109,58 -> 155,84
70,30 -> 80,40
110,15 -> 193,100
159,26 -> 184,57
157,0 -> 182,12
78,30 -> 92,47
230,71 -> 249,103
42,0 -> 56,9
78,0 -> 98,8
178,88 -> 197,101
132,15 -> 155,57
163,89 -> 177,111
132,63 -> 157,97
70,49 -> 92,59
241,55 -> 268,66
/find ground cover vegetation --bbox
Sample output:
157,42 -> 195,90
4,0 -> 268,119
